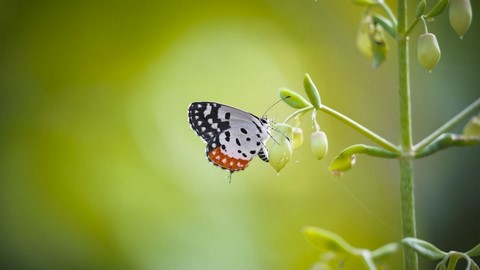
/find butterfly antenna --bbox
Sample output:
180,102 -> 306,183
261,95 -> 291,118
268,125 -> 291,145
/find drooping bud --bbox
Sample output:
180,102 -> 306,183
292,127 -> 304,149
449,0 -> 472,38
310,131 -> 328,160
266,123 -> 293,173
357,16 -> 373,59
356,15 -> 389,68
417,33 -> 441,71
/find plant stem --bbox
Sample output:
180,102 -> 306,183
283,106 -> 313,124
414,97 -> 480,152
398,0 -> 418,269
284,104 -> 400,152
319,105 -> 400,153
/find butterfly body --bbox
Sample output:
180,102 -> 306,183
188,102 -> 270,173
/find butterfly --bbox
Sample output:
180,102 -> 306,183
188,102 -> 270,173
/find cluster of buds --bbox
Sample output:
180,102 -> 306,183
353,0 -> 473,72
267,74 -> 328,173
415,0 -> 473,71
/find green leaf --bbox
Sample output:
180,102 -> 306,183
416,0 -> 427,18
303,227 -> 356,255
372,14 -> 396,38
426,0 -> 450,18
466,243 -> 480,257
401,237 -> 447,260
303,74 -> 322,109
278,88 -> 311,109
371,243 -> 400,262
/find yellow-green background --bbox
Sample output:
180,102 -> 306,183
0,0 -> 479,269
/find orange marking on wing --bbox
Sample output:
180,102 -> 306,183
207,147 -> 250,172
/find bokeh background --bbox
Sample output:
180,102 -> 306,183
1,0 -> 479,269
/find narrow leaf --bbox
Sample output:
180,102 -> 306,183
466,243 -> 480,257
416,0 -> 427,18
303,226 -> 356,255
372,14 -> 396,37
426,0 -> 450,18
278,88 -> 311,109
303,74 -> 322,109
401,237 -> 447,260
371,243 -> 400,262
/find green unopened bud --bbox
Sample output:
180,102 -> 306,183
462,113 -> 480,137
304,74 -> 322,110
310,131 -> 328,160
329,153 -> 356,176
417,33 -> 441,71
416,0 -> 427,18
449,0 -> 472,38
278,88 -> 311,109
426,0 -> 449,18
292,127 -> 304,149
266,123 -> 293,173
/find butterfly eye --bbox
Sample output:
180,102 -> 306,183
260,118 -> 268,124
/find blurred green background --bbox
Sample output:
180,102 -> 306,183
1,0 -> 479,269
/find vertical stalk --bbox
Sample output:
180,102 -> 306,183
397,0 -> 418,269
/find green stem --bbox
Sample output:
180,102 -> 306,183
283,106 -> 313,124
284,104 -> 400,153
398,0 -> 418,269
319,105 -> 400,153
414,97 -> 480,152
403,18 -> 420,39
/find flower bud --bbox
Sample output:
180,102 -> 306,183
266,123 -> 293,173
356,15 -> 388,68
463,113 -> 480,137
310,131 -> 328,160
292,127 -> 304,149
279,88 -> 311,109
417,33 -> 441,71
449,0 -> 472,38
